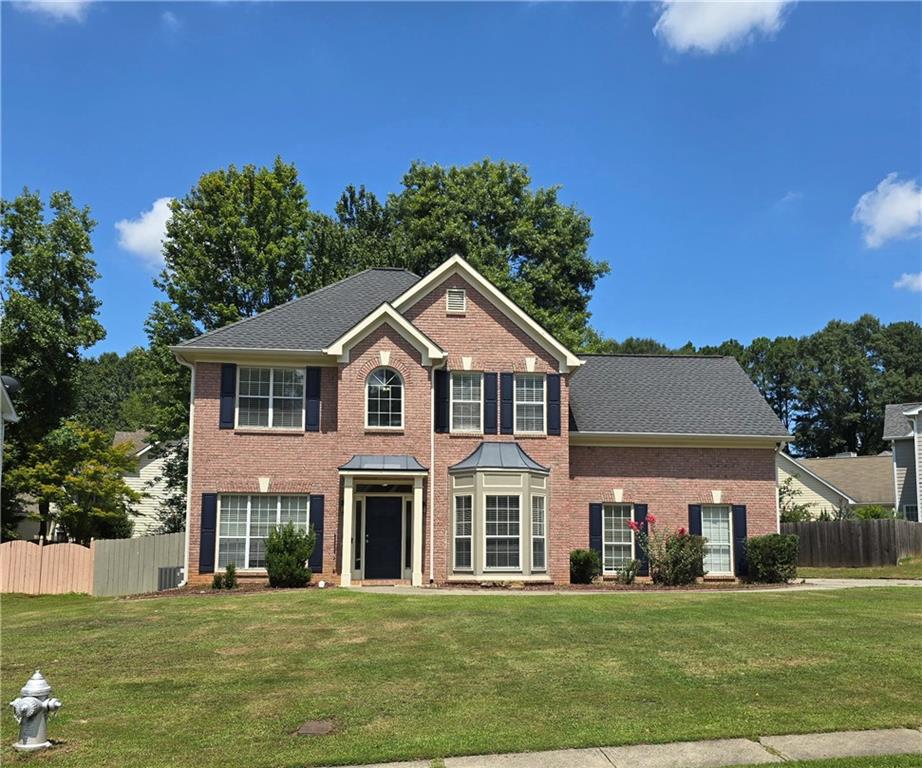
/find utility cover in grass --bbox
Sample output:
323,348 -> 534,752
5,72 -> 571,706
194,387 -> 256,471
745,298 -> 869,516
295,720 -> 336,736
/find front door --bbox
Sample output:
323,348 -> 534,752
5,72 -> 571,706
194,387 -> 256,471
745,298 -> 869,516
364,497 -> 403,579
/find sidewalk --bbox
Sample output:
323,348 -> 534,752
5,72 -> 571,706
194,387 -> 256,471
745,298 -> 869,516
323,728 -> 922,768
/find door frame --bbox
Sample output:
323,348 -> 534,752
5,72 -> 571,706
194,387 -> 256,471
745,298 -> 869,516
354,491 -> 413,581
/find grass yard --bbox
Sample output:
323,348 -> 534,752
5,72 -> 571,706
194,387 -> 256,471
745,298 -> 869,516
799,556 -> 922,580
2,587 -> 921,768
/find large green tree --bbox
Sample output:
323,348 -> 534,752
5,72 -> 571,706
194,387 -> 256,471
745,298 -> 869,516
1,189 -> 106,538
74,348 -> 152,434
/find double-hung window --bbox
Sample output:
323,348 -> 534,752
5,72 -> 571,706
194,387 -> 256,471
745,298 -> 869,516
454,495 -> 473,570
531,496 -> 547,571
514,374 -> 545,433
602,504 -> 633,573
702,505 -> 733,575
451,372 -> 482,432
217,494 -> 310,570
366,368 -> 403,428
485,495 -> 520,570
237,367 -> 304,429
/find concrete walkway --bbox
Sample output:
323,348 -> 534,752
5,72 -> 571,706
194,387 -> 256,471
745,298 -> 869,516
324,728 -> 922,768
354,578 -> 922,596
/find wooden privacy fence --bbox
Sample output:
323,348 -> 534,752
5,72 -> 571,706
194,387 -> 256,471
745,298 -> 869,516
0,532 -> 184,596
781,519 -> 922,567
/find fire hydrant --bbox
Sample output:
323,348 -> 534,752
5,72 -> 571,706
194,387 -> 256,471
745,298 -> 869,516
9,671 -> 62,751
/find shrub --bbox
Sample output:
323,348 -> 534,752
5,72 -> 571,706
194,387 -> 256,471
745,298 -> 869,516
223,561 -> 238,589
211,573 -> 224,590
854,505 -> 895,520
265,522 -> 316,588
631,516 -> 705,586
615,559 -> 639,585
746,534 -> 798,583
570,549 -> 601,584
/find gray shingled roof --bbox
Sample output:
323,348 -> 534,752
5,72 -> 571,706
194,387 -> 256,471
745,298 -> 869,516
569,355 -> 788,437
113,430 -> 151,454
883,402 -> 922,440
339,455 -> 427,472
178,268 -> 420,350
449,442 -> 549,473
799,455 -> 895,505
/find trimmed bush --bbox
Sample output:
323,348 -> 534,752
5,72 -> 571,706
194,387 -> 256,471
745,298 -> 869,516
570,549 -> 601,584
854,505 -> 896,520
211,573 -> 224,590
265,522 -> 316,588
746,533 -> 798,583
223,561 -> 238,589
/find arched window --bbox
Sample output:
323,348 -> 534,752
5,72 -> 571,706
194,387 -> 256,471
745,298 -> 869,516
366,368 -> 404,428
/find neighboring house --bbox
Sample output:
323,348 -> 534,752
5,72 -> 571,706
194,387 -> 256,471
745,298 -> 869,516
172,255 -> 790,587
113,430 -> 173,536
884,402 -> 922,521
0,376 -> 20,482
776,452 -> 854,519
790,453 -> 895,516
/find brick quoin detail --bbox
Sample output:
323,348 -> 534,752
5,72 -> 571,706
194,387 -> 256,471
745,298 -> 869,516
185,274 -> 780,586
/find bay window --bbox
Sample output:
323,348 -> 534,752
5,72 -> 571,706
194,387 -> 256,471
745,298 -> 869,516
485,495 -> 520,569
237,367 -> 304,429
531,495 -> 546,571
454,495 -> 473,570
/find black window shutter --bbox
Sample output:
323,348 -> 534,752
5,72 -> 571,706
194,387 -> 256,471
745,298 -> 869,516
305,367 -> 321,432
435,370 -> 449,433
634,504 -> 649,576
547,373 -> 561,436
732,505 -> 748,577
483,373 -> 498,434
199,493 -> 218,573
309,495 -> 324,573
688,504 -> 702,536
500,373 -> 514,434
219,363 -> 236,429
589,503 -> 603,560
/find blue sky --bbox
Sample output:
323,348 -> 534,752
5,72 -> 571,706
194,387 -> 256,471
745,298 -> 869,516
3,1 -> 921,356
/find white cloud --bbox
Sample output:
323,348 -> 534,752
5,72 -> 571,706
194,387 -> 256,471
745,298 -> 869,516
653,1 -> 793,55
894,273 -> 922,293
13,1 -> 91,22
115,198 -> 172,268
776,190 -> 803,206
161,10 -> 180,29
852,173 -> 922,249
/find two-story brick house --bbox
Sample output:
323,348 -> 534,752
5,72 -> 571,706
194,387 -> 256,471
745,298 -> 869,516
173,255 -> 789,587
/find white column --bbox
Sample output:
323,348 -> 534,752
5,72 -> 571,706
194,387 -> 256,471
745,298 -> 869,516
412,476 -> 424,586
341,476 -> 354,587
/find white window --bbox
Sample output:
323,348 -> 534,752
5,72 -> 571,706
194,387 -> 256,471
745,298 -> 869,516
702,505 -> 733,575
450,372 -> 482,433
602,504 -> 633,573
514,374 -> 545,433
237,367 -> 305,429
217,494 -> 310,570
454,495 -> 473,570
531,496 -> 547,571
366,367 -> 403,428
485,495 -> 520,570
904,505 -> 918,521
446,288 -> 467,314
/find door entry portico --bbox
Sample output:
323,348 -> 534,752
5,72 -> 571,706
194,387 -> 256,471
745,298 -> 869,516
363,497 -> 403,579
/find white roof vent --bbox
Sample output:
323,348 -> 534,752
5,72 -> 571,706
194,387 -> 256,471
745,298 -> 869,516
446,288 -> 467,314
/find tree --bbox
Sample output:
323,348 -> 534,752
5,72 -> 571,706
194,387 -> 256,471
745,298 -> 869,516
74,348 -> 152,433
778,475 -> 814,522
6,421 -> 139,545
1,189 -> 106,538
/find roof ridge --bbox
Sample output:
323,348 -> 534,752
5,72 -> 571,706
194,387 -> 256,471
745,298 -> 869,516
178,267 -> 420,347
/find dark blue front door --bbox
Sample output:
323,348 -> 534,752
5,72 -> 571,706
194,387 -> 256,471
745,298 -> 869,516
364,497 -> 403,579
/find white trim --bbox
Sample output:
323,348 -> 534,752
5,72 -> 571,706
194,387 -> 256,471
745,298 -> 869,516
176,356 -> 196,587
171,346 -> 334,365
215,493 -> 311,572
483,492 -> 524,572
353,491 -> 413,581
701,504 -> 734,577
322,302 -> 445,366
777,452 -> 857,505
364,367 -> 405,430
513,373 -> 547,436
570,431 -> 791,449
452,493 -> 474,572
235,365 -> 306,431
449,371 -> 484,434
601,503 -> 634,575
338,470 -> 428,478
391,254 -> 582,372
445,287 -> 467,314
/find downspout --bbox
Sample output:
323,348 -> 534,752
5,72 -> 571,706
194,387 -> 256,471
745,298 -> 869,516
429,359 -> 446,584
175,354 -> 196,588
774,442 -> 783,532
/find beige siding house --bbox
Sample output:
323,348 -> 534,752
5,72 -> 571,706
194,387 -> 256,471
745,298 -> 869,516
114,431 -> 173,536
777,452 -> 852,519
884,402 -> 922,521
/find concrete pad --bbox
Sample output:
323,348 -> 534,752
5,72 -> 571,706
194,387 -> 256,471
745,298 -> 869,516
601,738 -> 779,768
445,748 -> 612,768
760,728 -> 922,760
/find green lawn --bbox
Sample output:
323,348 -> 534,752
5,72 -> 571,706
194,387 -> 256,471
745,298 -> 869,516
799,557 -> 922,580
2,588 -> 921,768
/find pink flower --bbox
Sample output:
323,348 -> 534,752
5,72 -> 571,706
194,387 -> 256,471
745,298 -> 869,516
646,513 -> 657,524
628,520 -> 640,532
678,527 -> 687,536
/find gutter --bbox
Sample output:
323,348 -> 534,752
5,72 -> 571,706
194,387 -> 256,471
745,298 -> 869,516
174,353 -> 196,588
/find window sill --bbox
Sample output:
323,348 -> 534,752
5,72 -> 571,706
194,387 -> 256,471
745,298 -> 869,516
513,432 -> 547,439
448,431 -> 484,438
233,428 -> 304,436
364,428 -> 405,435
